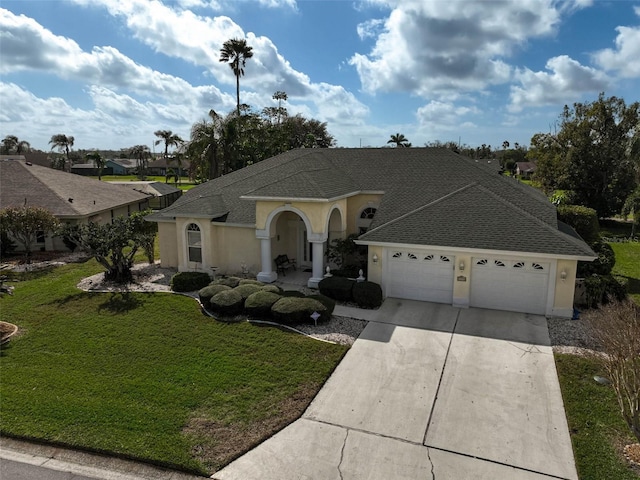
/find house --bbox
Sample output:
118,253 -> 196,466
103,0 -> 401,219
71,163 -> 114,177
148,148 -> 595,317
0,159 -> 150,251
516,161 -> 537,179
106,181 -> 182,210
147,157 -> 190,177
105,158 -> 138,175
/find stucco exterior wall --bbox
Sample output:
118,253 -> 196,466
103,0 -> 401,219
366,244 -> 383,285
158,222 -> 178,268
212,224 -> 261,275
552,259 -> 578,317
452,253 -> 471,308
346,194 -> 383,234
256,200 -> 347,237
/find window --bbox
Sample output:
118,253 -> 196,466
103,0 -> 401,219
36,231 -> 45,244
513,262 -> 525,269
532,263 -> 544,270
187,223 -> 202,263
440,256 -> 451,262
392,252 -> 402,258
408,253 -> 417,260
494,260 -> 506,267
424,254 -> 434,261
476,259 -> 488,265
357,206 -> 377,234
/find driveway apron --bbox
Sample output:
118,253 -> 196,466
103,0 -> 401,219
214,300 -> 577,480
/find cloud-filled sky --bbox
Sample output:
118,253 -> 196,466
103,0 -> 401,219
1,0 -> 639,152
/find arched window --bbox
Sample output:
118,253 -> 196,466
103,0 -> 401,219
187,223 -> 202,263
357,206 -> 377,234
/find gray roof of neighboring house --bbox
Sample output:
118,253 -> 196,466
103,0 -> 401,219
516,162 -> 537,172
106,181 -> 181,197
148,148 -> 594,257
106,158 -> 138,169
0,159 -> 150,218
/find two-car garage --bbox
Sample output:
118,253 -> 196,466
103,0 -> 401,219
384,249 -> 551,315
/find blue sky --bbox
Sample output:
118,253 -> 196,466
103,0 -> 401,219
1,0 -> 639,152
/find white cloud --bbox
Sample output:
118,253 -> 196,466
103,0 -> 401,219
509,56 -> 610,112
416,101 -> 479,128
350,0 -> 561,97
593,24 -> 640,78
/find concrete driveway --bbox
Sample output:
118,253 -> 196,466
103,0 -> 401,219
214,300 -> 577,480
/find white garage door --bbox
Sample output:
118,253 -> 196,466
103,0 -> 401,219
470,258 -> 549,314
386,250 -> 454,303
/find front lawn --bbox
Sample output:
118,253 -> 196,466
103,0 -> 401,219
610,242 -> 640,304
0,261 -> 348,474
555,354 -> 639,480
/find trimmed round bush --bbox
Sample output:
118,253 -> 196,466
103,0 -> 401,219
239,279 -> 264,286
212,276 -> 242,288
318,276 -> 355,302
198,284 -> 231,304
233,284 -> 263,300
271,297 -> 328,324
281,290 -> 305,297
307,294 -> 336,316
210,289 -> 244,316
557,205 -> 600,244
352,281 -> 383,309
171,272 -> 211,292
245,291 -> 282,319
261,284 -> 283,294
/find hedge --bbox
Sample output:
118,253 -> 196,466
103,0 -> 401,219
210,289 -> 244,316
557,205 -> 600,244
271,297 -> 328,324
352,281 -> 383,309
233,283 -> 263,300
198,284 -> 231,304
171,272 -> 211,292
212,276 -> 242,288
318,276 -> 355,302
577,241 -> 615,277
244,291 -> 282,319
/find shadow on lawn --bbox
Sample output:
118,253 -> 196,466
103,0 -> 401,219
97,292 -> 145,314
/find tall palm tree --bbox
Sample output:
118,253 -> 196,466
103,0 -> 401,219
187,109 -> 222,180
85,152 -> 105,180
1,135 -> 30,154
154,129 -> 184,178
387,133 -> 411,148
219,38 -> 254,116
49,134 -> 75,171
129,145 -> 150,180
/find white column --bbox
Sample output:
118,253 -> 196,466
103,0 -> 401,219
257,237 -> 277,283
307,241 -> 325,288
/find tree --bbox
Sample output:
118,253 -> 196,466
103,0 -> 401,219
154,129 -> 184,182
585,299 -> 640,442
187,109 -> 222,181
49,134 -> 75,172
387,133 -> 411,147
622,188 -> 640,237
272,91 -> 288,124
85,152 -> 105,180
129,145 -> 150,180
530,95 -> 639,218
219,38 -> 254,117
0,206 -> 59,263
1,135 -> 30,154
59,211 -> 156,283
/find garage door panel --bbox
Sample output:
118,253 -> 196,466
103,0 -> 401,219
386,250 -> 454,304
470,258 -> 549,315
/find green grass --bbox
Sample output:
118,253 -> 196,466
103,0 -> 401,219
555,354 -> 638,480
93,175 -> 198,191
0,261 -> 347,474
610,242 -> 640,304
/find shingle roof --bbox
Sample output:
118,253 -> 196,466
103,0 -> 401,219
150,148 -> 594,257
0,159 -> 149,218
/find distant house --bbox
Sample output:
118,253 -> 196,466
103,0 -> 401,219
0,159 -> 150,252
516,162 -> 537,179
147,157 -> 190,177
71,163 -> 114,177
107,181 -> 182,209
105,159 -> 138,175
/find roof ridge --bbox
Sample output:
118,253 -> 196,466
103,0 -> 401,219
363,182 -> 478,237
22,162 -> 82,214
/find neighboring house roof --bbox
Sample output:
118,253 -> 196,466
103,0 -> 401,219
71,163 -> 98,169
106,158 -> 138,169
0,159 -> 149,218
149,148 -> 593,258
106,181 -> 181,197
148,158 -> 191,169
516,162 -> 537,173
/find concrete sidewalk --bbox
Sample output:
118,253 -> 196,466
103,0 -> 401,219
214,300 -> 578,480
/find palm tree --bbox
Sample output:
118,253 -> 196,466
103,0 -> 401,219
273,91 -> 288,124
85,152 -> 105,180
1,135 -> 30,154
49,134 -> 75,171
187,109 -> 222,181
387,133 -> 411,147
219,38 -> 254,116
154,130 -> 184,179
129,145 -> 150,180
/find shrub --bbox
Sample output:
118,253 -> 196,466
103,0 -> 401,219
261,284 -> 283,294
577,241 -> 615,277
331,264 -> 365,278
245,291 -> 282,319
210,289 -> 244,316
281,290 -> 305,297
557,205 -> 600,244
198,284 -> 231,304
171,272 -> 211,292
233,284 -> 263,300
583,274 -> 627,308
212,276 -> 242,288
271,297 -> 327,324
239,279 -> 264,286
307,294 -> 336,316
318,276 -> 355,302
352,281 -> 383,309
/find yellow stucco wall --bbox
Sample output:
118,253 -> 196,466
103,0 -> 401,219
452,253 -> 471,307
256,199 -> 347,236
366,245 -> 383,285
158,222 -> 178,268
553,259 -> 578,312
346,194 -> 383,234
212,224 -> 261,275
